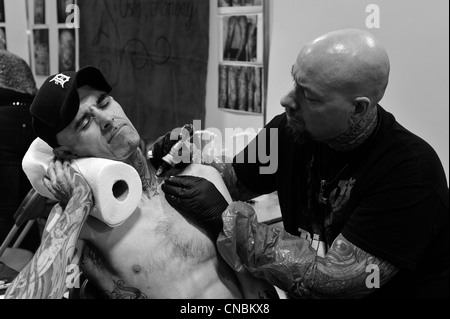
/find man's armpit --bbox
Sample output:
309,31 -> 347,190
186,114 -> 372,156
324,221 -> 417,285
294,234 -> 399,298
80,241 -> 104,271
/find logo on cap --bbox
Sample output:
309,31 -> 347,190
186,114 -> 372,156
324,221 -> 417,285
49,74 -> 71,88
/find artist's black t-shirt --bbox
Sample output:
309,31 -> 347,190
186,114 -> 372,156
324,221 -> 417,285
232,105 -> 449,299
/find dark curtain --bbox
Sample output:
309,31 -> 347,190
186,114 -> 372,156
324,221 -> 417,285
78,0 -> 209,143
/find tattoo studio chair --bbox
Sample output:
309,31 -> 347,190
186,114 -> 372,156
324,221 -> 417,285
0,189 -> 47,277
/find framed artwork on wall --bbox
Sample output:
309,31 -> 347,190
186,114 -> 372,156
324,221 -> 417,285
58,28 -> 75,72
0,27 -> 6,50
217,0 -> 266,116
27,0 -> 79,81
0,0 -> 5,50
34,0 -> 45,24
0,0 -> 4,23
56,0 -> 74,24
219,13 -> 263,64
219,64 -> 262,113
33,28 -> 50,75
218,0 -> 263,15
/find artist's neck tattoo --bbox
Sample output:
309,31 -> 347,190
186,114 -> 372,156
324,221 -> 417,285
325,107 -> 379,152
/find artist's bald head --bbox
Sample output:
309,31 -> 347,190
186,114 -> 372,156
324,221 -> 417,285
298,29 -> 390,105
282,29 -> 390,143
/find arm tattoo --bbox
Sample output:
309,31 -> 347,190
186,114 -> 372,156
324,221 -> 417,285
293,234 -> 399,298
219,204 -> 399,299
5,171 -> 93,299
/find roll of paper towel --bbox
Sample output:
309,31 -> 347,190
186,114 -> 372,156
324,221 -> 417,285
22,138 -> 143,227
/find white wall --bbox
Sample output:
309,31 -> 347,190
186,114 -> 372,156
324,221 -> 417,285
3,0 -> 29,63
265,0 -> 449,182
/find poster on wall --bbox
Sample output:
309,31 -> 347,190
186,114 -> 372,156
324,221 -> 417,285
58,28 -> 75,72
0,27 -> 6,50
220,13 -> 262,63
0,0 -> 4,23
219,64 -> 262,113
217,0 -> 265,115
57,0 -> 74,24
219,0 -> 262,7
33,29 -> 50,76
218,0 -> 263,14
34,0 -> 46,24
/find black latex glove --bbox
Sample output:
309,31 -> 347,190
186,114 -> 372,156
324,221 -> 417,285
149,124 -> 194,170
162,176 -> 229,236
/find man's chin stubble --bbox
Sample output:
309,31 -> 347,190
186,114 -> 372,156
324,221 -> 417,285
286,122 -> 311,145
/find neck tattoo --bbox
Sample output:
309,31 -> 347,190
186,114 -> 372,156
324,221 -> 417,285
325,107 -> 379,152
128,148 -> 159,197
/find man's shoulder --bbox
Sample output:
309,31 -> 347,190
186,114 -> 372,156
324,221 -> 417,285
378,107 -> 444,171
367,106 -> 448,195
378,105 -> 438,155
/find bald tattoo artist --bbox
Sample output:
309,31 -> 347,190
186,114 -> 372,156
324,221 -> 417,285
158,29 -> 449,299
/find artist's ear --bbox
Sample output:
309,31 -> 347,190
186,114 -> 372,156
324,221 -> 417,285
53,146 -> 79,160
351,97 -> 371,122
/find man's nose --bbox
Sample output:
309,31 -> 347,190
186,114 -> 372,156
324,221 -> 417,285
280,88 -> 299,111
93,109 -> 114,131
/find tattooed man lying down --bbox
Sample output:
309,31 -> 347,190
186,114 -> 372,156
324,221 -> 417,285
5,67 -> 277,299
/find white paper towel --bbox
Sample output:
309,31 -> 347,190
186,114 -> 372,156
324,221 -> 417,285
22,138 -> 143,227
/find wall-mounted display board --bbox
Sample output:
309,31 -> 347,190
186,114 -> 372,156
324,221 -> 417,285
217,0 -> 265,116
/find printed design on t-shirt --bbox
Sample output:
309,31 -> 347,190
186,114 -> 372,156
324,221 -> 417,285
324,178 -> 356,228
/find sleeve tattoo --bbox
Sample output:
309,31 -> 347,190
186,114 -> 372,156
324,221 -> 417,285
218,203 -> 399,299
294,234 -> 399,298
5,171 -> 93,299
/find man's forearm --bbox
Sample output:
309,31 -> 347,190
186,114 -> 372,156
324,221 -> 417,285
217,202 -> 398,298
217,202 -> 316,292
5,190 -> 92,299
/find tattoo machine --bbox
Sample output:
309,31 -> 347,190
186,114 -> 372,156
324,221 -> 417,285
155,124 -> 194,177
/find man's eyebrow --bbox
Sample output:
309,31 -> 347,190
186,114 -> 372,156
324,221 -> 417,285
290,65 -> 295,79
290,66 -> 320,97
96,92 -> 108,106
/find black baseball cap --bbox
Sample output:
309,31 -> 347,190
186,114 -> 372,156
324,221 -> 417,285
30,66 -> 112,148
